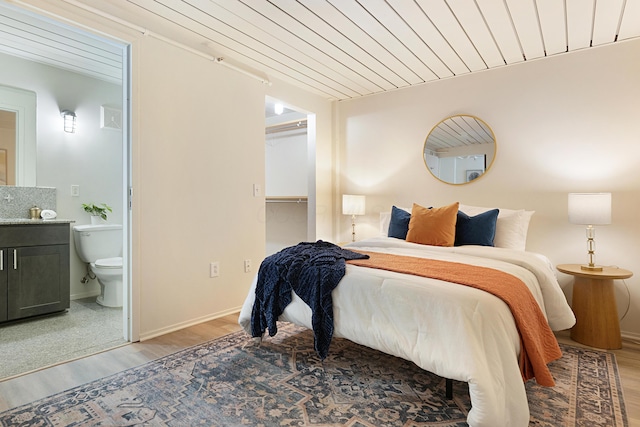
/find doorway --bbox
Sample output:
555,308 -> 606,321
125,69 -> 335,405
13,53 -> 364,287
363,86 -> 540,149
264,97 -> 315,254
0,3 -> 132,378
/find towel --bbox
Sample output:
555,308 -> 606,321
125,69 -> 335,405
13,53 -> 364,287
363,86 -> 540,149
40,209 -> 57,220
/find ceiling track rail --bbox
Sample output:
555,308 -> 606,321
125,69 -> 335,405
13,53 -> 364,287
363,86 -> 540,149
8,0 -> 272,86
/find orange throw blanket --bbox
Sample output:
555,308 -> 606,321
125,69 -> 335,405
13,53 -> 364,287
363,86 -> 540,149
347,251 -> 561,386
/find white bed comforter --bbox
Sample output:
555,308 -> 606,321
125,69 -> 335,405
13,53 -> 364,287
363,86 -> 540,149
238,237 -> 576,427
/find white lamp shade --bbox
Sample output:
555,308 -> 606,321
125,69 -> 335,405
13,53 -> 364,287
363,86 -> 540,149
342,194 -> 365,215
568,193 -> 611,225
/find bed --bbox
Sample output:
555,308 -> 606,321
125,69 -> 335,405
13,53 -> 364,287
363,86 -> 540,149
238,202 -> 576,427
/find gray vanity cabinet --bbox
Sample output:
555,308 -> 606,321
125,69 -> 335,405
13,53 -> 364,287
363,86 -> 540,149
0,250 -> 6,322
0,223 -> 70,322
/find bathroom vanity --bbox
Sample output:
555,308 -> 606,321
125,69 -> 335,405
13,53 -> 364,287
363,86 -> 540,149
0,221 -> 71,323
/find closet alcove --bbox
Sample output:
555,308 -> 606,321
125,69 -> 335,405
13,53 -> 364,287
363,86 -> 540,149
265,112 -> 309,256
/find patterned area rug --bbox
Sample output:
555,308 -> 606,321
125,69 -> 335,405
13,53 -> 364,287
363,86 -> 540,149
0,323 -> 627,427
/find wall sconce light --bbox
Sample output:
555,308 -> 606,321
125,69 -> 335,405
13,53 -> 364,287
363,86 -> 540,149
61,110 -> 77,133
568,192 -> 612,271
342,194 -> 366,242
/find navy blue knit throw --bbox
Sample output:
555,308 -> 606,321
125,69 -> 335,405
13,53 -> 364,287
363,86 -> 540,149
251,240 -> 369,359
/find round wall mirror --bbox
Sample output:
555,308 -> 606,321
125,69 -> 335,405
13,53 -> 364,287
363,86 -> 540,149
423,115 -> 496,185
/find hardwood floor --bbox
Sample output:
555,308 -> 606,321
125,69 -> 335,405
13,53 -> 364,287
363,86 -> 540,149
0,314 -> 638,427
0,313 -> 242,412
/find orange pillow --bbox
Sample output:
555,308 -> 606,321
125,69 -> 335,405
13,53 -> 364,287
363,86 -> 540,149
406,202 -> 459,247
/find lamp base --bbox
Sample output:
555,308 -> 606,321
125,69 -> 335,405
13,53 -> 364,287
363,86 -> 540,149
580,264 -> 603,272
351,215 -> 356,242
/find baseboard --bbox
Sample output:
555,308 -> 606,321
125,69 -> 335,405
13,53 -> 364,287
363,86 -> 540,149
139,307 -> 242,341
621,330 -> 640,345
70,291 -> 100,301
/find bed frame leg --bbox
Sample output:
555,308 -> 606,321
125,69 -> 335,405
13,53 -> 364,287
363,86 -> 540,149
445,378 -> 453,399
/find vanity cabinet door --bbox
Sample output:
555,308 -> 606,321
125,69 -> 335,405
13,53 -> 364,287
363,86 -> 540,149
0,249 -> 7,322
6,244 -> 70,320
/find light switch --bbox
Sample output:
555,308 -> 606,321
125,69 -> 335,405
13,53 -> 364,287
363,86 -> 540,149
253,184 -> 261,197
210,262 -> 220,278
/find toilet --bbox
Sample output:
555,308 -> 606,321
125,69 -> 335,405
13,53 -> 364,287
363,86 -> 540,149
72,224 -> 123,307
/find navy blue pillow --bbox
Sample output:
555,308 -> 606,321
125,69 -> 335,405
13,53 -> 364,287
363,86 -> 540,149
388,206 -> 411,239
454,209 -> 499,246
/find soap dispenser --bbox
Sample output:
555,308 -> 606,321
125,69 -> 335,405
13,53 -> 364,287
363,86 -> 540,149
29,206 -> 41,220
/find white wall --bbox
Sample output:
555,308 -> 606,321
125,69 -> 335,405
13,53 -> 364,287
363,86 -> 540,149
131,39 -> 337,339
0,51 -> 123,299
132,36 -> 268,337
265,130 -> 307,197
337,39 -> 640,340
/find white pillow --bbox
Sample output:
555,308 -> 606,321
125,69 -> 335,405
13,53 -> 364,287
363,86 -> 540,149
458,204 -> 534,251
379,212 -> 392,237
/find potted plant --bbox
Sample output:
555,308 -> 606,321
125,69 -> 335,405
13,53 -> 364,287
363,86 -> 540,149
82,203 -> 112,224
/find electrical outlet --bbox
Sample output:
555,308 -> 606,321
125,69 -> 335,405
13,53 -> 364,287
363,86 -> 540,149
210,261 -> 220,278
244,259 -> 252,273
71,185 -> 80,197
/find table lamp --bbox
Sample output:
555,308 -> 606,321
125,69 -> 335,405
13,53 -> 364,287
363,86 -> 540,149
342,194 -> 365,242
568,193 -> 611,271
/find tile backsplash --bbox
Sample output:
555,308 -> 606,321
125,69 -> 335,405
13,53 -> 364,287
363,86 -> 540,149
0,186 -> 57,218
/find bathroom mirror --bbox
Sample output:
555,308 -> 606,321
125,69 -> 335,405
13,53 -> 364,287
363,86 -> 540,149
0,84 -> 37,186
423,115 -> 495,185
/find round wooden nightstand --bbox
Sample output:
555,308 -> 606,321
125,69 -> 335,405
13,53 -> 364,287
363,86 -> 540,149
557,264 -> 633,349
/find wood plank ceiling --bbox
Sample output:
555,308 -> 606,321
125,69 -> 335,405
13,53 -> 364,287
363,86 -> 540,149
0,2 -> 123,83
1,0 -> 639,100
